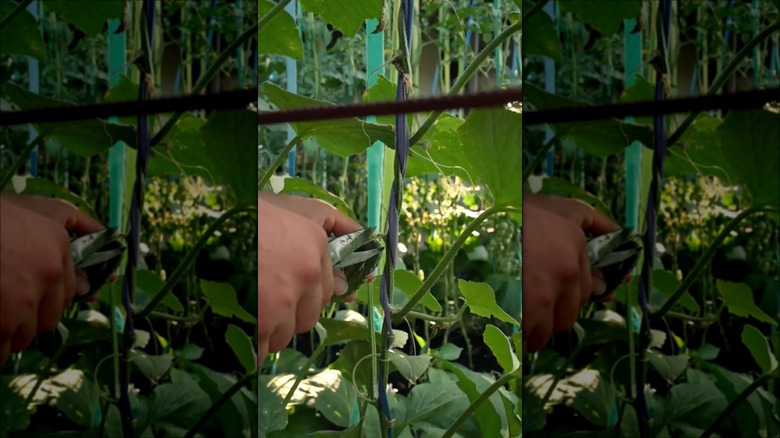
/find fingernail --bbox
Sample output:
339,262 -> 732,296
334,271 -> 349,296
76,277 -> 91,296
592,276 -> 607,296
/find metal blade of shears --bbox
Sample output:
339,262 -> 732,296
328,228 -> 375,267
70,229 -> 114,268
336,247 -> 384,268
586,228 -> 633,267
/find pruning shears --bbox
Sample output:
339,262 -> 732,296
587,228 -> 642,301
328,228 -> 383,269
328,228 -> 384,297
69,228 -> 126,301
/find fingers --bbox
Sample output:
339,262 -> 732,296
333,268 -> 348,298
0,341 -> 10,365
525,194 -> 619,235
553,280 -> 581,334
258,340 -> 269,368
10,318 -> 36,353
268,314 -> 295,354
3,194 -> 103,236
296,286 -> 322,335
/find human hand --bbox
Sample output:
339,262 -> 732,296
522,194 -> 619,353
257,193 -> 363,365
0,193 -> 103,364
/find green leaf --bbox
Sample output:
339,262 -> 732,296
259,381 -> 288,435
191,365 -> 252,438
55,377 -> 102,428
103,74 -> 138,126
717,109 -> 780,207
262,82 -> 394,158
663,381 -> 726,425
709,365 -> 768,437
42,0 -> 125,36
535,177 -> 614,219
458,280 -> 520,327
434,343 -> 463,361
649,269 -> 700,313
741,324 -> 778,374
200,110 -> 258,206
333,341 -> 374,395
226,324 -> 257,374
19,177 -> 98,219
149,114 -> 215,183
313,375 -> 359,428
691,343 -> 720,361
363,74 -> 413,128
387,351 -> 432,382
178,344 -> 204,361
483,324 -> 520,374
558,0 -> 641,35
136,270 -> 184,313
299,0 -> 383,37
394,270 -> 442,312
567,370 -> 618,428
458,108 -> 522,208
406,114 -> 475,182
665,114 -> 730,181
149,380 -> 210,423
0,377 -> 30,434
402,381 -> 465,427
130,351 -> 173,382
317,317 -> 377,346
3,83 -> 136,156
647,350 -> 689,382
716,280 -> 776,325
523,83 -> 653,156
522,0 -> 562,61
201,280 -> 256,323
439,361 -> 508,438
0,1 -> 46,60
276,176 -> 356,219
258,0 -> 304,59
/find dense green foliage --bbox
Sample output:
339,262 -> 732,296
1,1 -> 259,437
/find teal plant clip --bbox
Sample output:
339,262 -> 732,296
587,228 -> 642,301
69,228 -> 126,302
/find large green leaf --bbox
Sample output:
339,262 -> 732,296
387,350 -> 432,382
664,114 -> 731,181
647,350 -> 689,382
401,381 -> 465,428
522,0 -> 562,61
313,374 -> 359,428
557,0 -> 641,36
708,364 -> 768,437
190,365 -> 252,438
716,280 -> 776,325
394,270 -> 442,313
483,324 -> 520,375
258,0 -> 304,59
226,324 -> 257,374
0,1 -> 46,60
439,361 -> 510,438
149,114 -> 215,183
130,351 -> 173,382
523,83 -> 653,156
458,108 -> 522,207
568,370 -> 618,428
275,176 -> 356,219
200,109 -> 258,206
42,0 -> 125,36
0,376 -> 30,435
405,114 -> 474,182
54,373 -> 102,428
262,82 -> 395,157
3,83 -> 136,156
662,381 -> 725,426
201,280 -> 257,324
299,0 -> 383,37
741,324 -> 778,374
458,280 -> 520,327
716,109 -> 780,207
259,380 -> 289,435
148,380 -> 210,424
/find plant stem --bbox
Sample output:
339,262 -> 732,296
258,0 -> 292,32
394,205 -> 505,321
136,205 -> 254,319
406,307 -> 464,324
183,368 -> 258,438
149,311 -> 201,323
409,21 -> 521,146
282,340 -> 328,406
667,21 -> 780,146
0,0 -> 34,32
441,371 -> 519,438
0,131 -> 47,189
523,0 -> 551,26
150,22 -> 259,147
653,206 -> 778,319
523,129 -> 566,181
700,371 -> 778,438
259,135 -> 302,190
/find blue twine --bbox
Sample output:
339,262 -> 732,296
635,0 -> 671,434
119,0 -> 155,425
